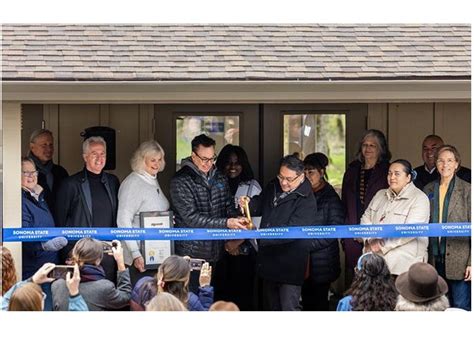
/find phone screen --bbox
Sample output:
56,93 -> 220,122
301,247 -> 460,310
189,258 -> 206,271
48,266 -> 75,279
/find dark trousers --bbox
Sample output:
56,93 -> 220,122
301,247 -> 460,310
262,279 -> 302,311
301,279 -> 330,311
218,251 -> 257,311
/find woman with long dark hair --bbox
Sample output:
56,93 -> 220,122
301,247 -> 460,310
337,252 -> 397,311
215,144 -> 261,310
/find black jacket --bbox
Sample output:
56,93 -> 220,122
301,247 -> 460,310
250,178 -> 317,285
55,168 -> 120,228
309,183 -> 344,284
29,152 -> 69,217
170,159 -> 235,262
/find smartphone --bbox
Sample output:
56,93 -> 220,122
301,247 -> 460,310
47,265 -> 75,279
188,258 -> 206,271
102,241 -> 117,253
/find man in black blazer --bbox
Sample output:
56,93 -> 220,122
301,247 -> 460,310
55,136 -> 120,283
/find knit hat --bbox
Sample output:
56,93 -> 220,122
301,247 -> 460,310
395,262 -> 448,303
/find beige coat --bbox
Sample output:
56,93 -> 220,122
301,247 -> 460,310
424,177 -> 471,280
361,182 -> 430,275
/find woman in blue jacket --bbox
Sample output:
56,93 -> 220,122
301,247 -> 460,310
21,157 -> 67,310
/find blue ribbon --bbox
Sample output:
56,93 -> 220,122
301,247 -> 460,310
1,223 -> 471,242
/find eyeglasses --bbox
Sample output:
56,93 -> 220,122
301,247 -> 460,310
277,174 -> 302,183
194,152 -> 217,164
22,170 -> 38,177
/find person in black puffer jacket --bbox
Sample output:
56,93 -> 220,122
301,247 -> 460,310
170,135 -> 248,297
302,153 -> 344,311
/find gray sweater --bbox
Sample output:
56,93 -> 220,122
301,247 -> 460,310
117,171 -> 170,265
51,269 -> 132,311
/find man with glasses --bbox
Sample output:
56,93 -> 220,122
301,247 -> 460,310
28,129 -> 69,220
241,155 -> 317,311
170,134 -> 248,296
414,134 -> 471,190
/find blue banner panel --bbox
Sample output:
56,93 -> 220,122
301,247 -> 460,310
1,223 -> 471,242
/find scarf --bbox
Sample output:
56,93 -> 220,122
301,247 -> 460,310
431,177 -> 456,261
29,153 -> 54,191
80,264 -> 106,283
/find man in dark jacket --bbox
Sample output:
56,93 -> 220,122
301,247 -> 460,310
55,136 -> 120,283
170,134 -> 248,295
414,134 -> 471,190
28,129 -> 69,219
247,155 -> 318,311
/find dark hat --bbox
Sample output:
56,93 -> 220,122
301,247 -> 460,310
395,262 -> 448,303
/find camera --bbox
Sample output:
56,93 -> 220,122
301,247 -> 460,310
188,258 -> 206,271
102,241 -> 118,253
47,265 -> 75,279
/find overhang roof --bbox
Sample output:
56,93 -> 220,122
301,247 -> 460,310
1,24 -> 471,81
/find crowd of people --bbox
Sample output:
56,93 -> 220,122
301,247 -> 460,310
0,128 -> 471,311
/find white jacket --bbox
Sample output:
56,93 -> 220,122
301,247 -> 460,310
360,182 -> 430,275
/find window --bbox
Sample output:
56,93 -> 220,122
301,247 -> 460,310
283,114 -> 346,187
176,115 -> 240,171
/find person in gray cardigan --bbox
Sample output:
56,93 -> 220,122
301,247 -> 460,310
117,140 -> 171,286
52,238 -> 131,311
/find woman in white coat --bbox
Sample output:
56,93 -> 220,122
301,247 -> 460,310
361,159 -> 430,276
117,140 -> 170,286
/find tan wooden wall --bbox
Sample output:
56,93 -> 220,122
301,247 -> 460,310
21,104 -> 154,182
368,103 -> 471,168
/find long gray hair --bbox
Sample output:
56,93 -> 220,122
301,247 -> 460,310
355,129 -> 391,163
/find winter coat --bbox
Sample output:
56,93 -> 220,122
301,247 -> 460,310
361,182 -> 430,275
170,158 -> 235,262
250,178 -> 317,285
29,152 -> 69,217
21,188 -> 58,279
309,183 -> 344,284
424,177 -> 471,280
52,268 -> 132,311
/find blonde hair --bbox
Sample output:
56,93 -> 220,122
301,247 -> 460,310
146,292 -> 187,311
395,294 -> 450,311
130,140 -> 166,173
209,301 -> 240,311
8,283 -> 43,311
1,246 -> 17,296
